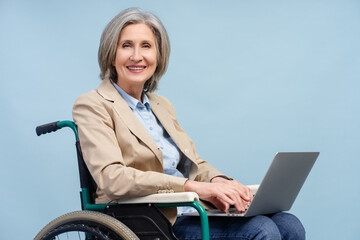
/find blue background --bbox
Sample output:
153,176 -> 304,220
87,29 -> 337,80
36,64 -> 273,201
1,0 -> 359,239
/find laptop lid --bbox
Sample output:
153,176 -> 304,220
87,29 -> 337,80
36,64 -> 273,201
244,152 -> 319,217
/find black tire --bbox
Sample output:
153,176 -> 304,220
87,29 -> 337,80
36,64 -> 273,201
40,222 -> 112,240
34,211 -> 139,240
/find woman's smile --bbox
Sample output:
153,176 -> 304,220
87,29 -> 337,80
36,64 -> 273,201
127,65 -> 147,73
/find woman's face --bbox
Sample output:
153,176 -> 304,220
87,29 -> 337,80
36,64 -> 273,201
113,23 -> 157,93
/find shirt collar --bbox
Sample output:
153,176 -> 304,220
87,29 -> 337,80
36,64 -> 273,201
111,80 -> 150,111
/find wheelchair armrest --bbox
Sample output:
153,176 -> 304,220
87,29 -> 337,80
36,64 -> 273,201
117,192 -> 200,204
117,185 -> 259,204
116,187 -> 260,240
247,184 -> 260,195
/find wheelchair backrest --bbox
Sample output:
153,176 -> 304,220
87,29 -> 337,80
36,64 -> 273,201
36,121 -> 98,209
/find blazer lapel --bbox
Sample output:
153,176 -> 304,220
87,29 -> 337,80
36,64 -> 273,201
148,95 -> 184,152
97,79 -> 163,163
149,95 -> 199,180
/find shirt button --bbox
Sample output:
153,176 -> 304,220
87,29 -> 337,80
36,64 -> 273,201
149,127 -> 153,130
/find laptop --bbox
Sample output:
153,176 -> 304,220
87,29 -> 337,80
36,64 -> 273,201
182,152 -> 319,217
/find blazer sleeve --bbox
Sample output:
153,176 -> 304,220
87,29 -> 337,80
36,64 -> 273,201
156,95 -> 229,183
73,91 -> 187,200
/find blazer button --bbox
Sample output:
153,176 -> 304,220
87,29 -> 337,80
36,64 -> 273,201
184,149 -> 189,154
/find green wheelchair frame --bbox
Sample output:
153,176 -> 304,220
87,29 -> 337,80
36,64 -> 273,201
35,120 -> 210,240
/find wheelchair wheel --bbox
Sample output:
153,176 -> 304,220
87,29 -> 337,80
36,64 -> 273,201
34,210 -> 139,240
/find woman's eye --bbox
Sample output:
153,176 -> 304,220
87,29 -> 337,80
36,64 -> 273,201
122,43 -> 131,48
143,44 -> 151,48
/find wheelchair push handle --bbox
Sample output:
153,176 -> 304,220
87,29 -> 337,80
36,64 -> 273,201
36,121 -> 59,136
36,120 -> 79,142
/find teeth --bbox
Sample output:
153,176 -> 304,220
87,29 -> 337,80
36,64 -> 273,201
128,67 -> 145,70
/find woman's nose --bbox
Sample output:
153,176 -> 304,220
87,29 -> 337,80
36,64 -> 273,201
130,47 -> 142,62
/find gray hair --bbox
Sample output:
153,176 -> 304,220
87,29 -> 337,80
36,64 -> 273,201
98,8 -> 170,92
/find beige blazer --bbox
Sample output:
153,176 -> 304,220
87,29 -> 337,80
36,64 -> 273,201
72,78 -> 225,223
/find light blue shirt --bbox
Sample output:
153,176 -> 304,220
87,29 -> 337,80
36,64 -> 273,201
112,81 -> 185,178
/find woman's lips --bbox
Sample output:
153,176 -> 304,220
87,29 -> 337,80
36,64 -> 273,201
127,65 -> 146,73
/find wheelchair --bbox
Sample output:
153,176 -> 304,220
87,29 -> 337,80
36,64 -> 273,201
34,120 -> 210,240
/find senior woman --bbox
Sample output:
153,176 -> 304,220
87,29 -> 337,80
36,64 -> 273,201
73,8 -> 305,240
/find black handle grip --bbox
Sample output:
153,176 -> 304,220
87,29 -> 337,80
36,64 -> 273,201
36,121 -> 60,136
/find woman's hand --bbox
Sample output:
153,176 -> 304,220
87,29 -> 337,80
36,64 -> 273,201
184,177 -> 253,213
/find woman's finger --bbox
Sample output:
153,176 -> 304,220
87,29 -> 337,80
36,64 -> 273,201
222,180 -> 251,201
